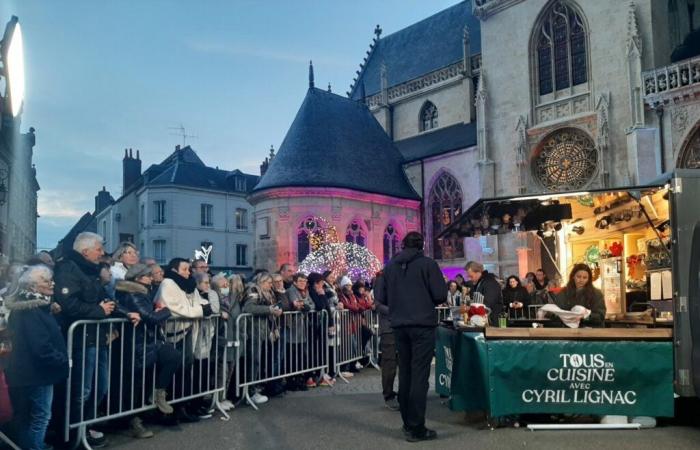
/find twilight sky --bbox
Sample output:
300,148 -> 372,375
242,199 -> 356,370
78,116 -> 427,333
0,0 -> 458,250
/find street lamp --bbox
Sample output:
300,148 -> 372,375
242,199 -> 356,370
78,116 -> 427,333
1,16 -> 24,118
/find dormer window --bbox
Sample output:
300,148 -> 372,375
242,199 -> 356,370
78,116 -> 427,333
235,176 -> 246,192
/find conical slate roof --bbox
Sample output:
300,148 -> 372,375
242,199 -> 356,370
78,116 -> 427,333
252,87 -> 420,200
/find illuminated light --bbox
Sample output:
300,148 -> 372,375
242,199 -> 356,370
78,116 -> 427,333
299,242 -> 382,282
4,17 -> 25,117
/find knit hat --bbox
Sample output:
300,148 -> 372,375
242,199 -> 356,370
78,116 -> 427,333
339,276 -> 352,288
125,263 -> 152,281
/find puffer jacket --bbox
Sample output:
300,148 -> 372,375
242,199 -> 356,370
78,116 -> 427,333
154,278 -> 205,347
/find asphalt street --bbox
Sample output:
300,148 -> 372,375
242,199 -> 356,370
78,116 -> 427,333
104,368 -> 700,450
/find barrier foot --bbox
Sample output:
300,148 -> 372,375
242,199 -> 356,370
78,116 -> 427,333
0,431 -> 20,450
243,386 -> 259,411
214,395 -> 231,421
337,367 -> 350,384
79,425 -> 92,450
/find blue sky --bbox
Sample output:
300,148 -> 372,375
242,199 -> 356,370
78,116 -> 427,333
0,0 -> 458,250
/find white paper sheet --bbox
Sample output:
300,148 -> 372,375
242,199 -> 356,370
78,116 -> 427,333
661,270 -> 673,300
650,272 -> 662,301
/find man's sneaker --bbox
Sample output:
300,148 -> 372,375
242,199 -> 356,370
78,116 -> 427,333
152,389 -> 174,415
355,362 -> 364,370
87,429 -> 107,448
318,377 -> 333,387
195,406 -> 214,419
250,392 -> 269,404
406,428 -> 437,443
220,400 -> 234,411
305,378 -> 317,388
129,417 -> 154,439
385,397 -> 400,411
340,371 -> 354,378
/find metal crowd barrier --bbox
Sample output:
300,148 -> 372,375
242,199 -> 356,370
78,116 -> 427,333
435,306 -> 450,322
234,310 -> 328,410
64,315 -> 228,449
333,309 -> 379,382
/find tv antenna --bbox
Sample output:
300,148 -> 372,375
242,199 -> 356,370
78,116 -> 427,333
168,124 -> 197,146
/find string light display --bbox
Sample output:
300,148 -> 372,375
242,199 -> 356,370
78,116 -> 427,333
299,242 -> 382,282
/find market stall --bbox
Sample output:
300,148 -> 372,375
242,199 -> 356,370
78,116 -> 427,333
435,170 -> 700,414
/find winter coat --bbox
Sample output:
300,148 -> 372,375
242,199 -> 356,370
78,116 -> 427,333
323,282 -> 340,310
5,291 -> 68,387
54,250 -> 118,347
309,288 -> 334,328
115,280 -> 171,369
373,276 -> 392,335
472,271 -> 504,324
503,286 -> 531,317
284,285 -> 314,344
242,285 -> 278,343
377,248 -> 447,328
107,262 -> 128,299
195,290 -> 218,360
154,277 -> 205,347
554,286 -> 606,328
446,290 -> 462,307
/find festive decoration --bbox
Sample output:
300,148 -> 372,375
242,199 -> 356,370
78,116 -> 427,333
299,242 -> 382,282
194,245 -> 212,263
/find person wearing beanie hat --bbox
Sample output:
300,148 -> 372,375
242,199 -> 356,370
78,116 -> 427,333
125,263 -> 152,281
115,262 -> 181,426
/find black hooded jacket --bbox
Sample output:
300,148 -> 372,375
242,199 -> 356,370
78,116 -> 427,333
376,248 -> 447,328
473,271 -> 504,324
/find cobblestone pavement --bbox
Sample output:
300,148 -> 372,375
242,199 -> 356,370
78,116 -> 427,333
102,366 -> 700,450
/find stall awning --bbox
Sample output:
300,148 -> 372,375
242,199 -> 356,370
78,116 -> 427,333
438,178 -> 672,240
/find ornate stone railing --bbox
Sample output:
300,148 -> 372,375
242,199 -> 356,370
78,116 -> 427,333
642,55 -> 700,107
366,56 -> 480,108
473,0 -> 525,19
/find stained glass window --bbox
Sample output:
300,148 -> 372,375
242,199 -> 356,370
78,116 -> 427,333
429,172 -> 464,260
383,224 -> 401,264
534,128 -> 597,191
535,1 -> 588,97
346,220 -> 366,247
679,127 -> 700,169
298,217 -> 321,262
420,101 -> 438,131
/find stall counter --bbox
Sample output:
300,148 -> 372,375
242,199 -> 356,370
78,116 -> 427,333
435,326 -> 674,418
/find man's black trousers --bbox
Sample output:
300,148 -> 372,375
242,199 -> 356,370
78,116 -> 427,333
393,326 -> 435,432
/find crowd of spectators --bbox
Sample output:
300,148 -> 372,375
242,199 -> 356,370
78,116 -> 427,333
0,233 -> 379,449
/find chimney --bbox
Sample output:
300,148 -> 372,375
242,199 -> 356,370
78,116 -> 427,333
95,186 -> 114,214
122,148 -> 142,194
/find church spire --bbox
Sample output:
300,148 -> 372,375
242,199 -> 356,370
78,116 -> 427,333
309,60 -> 315,89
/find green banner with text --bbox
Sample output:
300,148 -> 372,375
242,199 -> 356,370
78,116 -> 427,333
487,340 -> 674,417
434,326 -> 457,397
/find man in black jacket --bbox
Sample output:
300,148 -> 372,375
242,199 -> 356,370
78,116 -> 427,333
54,232 -> 138,446
466,261 -> 504,324
377,232 -> 447,442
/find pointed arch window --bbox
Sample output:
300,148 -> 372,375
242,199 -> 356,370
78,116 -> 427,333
420,101 -> 438,131
297,217 -> 322,262
383,224 -> 401,264
345,220 -> 366,247
430,172 -> 464,260
535,1 -> 588,96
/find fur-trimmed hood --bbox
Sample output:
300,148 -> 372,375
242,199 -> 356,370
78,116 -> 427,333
115,280 -> 149,295
5,290 -> 52,312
